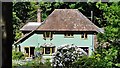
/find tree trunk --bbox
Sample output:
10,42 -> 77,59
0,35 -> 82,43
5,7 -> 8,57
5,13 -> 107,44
2,2 -> 13,68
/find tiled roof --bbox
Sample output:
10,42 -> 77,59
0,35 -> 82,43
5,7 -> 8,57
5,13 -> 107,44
14,22 -> 41,45
37,9 -> 101,32
20,22 -> 41,31
14,30 -> 34,45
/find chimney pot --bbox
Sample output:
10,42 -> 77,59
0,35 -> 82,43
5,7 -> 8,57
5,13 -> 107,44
37,8 -> 41,23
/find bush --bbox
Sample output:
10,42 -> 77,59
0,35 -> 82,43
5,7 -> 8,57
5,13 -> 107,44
73,54 -> 113,68
44,58 -> 51,66
73,45 -> 119,68
12,51 -> 25,60
52,44 -> 87,67
24,60 -> 43,66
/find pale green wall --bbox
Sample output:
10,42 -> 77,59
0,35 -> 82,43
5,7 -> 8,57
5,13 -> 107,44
18,33 -> 94,55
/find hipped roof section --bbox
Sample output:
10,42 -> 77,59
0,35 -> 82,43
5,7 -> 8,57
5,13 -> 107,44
37,9 -> 102,32
20,22 -> 41,31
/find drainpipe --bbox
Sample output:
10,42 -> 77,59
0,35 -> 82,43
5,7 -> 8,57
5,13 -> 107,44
92,35 -> 94,51
91,11 -> 94,55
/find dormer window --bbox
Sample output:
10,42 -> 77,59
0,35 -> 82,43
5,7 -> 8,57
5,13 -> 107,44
64,32 -> 74,38
43,32 -> 53,40
81,33 -> 87,39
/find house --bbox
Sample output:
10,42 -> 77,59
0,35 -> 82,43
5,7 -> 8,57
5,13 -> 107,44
13,9 -> 103,58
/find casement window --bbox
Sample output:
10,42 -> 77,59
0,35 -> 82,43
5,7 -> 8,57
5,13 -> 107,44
43,32 -> 53,40
64,33 -> 74,38
81,33 -> 87,39
43,47 -> 55,55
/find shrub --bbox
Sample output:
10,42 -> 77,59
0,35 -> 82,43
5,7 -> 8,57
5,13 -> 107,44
73,54 -> 113,68
52,44 -> 87,67
12,51 -> 25,60
73,45 -> 119,68
44,58 -> 51,66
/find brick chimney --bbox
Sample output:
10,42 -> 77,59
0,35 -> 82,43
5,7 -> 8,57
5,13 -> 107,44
37,8 -> 41,23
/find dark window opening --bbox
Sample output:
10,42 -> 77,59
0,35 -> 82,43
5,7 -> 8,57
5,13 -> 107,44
30,47 -> 35,56
81,33 -> 84,38
25,48 -> 29,53
46,32 -> 50,38
24,47 -> 35,57
43,47 -> 55,54
18,45 -> 21,52
64,32 -> 74,37
52,48 -> 55,53
79,47 -> 89,55
25,47 -> 29,56
45,47 -> 50,54
81,33 -> 87,39
43,32 -> 53,40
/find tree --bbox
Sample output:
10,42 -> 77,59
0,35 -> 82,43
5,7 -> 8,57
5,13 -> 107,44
96,2 -> 120,67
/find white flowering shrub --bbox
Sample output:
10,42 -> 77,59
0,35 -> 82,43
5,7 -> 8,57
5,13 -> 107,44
52,44 -> 88,67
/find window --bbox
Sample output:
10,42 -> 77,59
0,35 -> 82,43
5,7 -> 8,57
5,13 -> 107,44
64,33 -> 74,38
43,32 -> 53,40
43,47 -> 55,55
45,47 -> 50,54
79,47 -> 89,55
25,47 -> 29,54
81,33 -> 87,39
81,33 -> 84,38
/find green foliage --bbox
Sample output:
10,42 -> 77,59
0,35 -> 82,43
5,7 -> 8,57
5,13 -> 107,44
74,49 -> 116,68
12,63 -> 21,67
24,60 -> 43,66
96,2 -> 120,41
12,51 -> 25,60
44,58 -> 51,66
35,47 -> 41,51
15,31 -> 22,40
115,63 -> 120,67
96,3 -> 120,68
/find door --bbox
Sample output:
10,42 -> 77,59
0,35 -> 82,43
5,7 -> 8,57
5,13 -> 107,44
24,47 -> 35,57
30,47 -> 35,57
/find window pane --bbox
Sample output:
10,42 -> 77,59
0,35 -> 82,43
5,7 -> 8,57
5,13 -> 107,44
46,32 -> 50,37
43,32 -> 45,37
81,33 -> 84,38
43,32 -> 53,39
25,48 -> 29,53
68,34 -> 70,36
71,33 -> 73,36
45,47 -> 50,54
64,33 -> 74,37
52,47 -> 55,53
